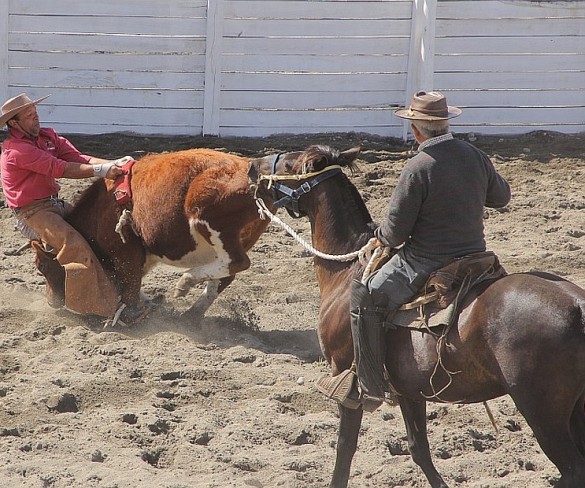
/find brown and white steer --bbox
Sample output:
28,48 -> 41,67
33,148 -> 274,320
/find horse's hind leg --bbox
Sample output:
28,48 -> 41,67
330,405 -> 363,488
513,391 -> 585,488
570,394 -> 585,457
398,398 -> 449,488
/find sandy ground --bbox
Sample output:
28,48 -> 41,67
0,130 -> 584,488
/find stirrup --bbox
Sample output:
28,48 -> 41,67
315,369 -> 361,410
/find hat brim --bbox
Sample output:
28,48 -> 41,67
394,105 -> 461,121
0,94 -> 50,127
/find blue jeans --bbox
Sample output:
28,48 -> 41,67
366,247 -> 450,309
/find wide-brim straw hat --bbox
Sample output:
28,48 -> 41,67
394,91 -> 461,121
0,93 -> 50,127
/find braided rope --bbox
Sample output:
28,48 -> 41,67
255,198 -> 361,262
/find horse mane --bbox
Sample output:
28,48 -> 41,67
298,145 -> 374,232
297,144 -> 360,174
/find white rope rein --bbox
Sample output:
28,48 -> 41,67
255,198 -> 360,262
254,198 -> 383,284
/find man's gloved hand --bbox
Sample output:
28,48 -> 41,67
93,162 -> 115,178
111,156 -> 134,167
93,162 -> 124,179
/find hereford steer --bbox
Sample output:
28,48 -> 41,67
33,148 -> 274,322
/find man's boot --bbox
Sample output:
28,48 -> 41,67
316,280 -> 392,412
349,279 -> 390,412
316,280 -> 393,412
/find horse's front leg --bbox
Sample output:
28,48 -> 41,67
398,398 -> 448,488
330,405 -> 363,488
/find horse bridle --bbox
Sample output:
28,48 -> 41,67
258,153 -> 343,218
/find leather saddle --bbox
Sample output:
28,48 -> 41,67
390,251 -> 507,329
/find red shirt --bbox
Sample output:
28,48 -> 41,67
0,127 -> 90,208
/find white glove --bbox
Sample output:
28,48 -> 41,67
93,162 -> 115,178
358,237 -> 380,265
111,155 -> 134,167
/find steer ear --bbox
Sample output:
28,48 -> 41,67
339,146 -> 361,165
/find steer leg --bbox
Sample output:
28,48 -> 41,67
172,254 -> 244,299
172,218 -> 250,298
174,272 -> 198,298
181,276 -> 236,321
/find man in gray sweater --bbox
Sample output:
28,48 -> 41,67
342,91 -> 511,412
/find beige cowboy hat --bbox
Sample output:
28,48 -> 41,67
394,91 -> 461,121
0,93 -> 50,127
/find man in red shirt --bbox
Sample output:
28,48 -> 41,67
0,93 -> 146,324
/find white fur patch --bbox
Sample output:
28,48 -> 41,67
144,219 -> 232,284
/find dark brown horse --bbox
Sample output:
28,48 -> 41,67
34,148 -> 273,320
249,145 -> 585,488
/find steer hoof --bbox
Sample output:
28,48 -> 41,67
179,305 -> 205,325
173,286 -> 189,298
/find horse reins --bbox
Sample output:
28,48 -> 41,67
258,153 -> 343,218
254,157 -> 380,279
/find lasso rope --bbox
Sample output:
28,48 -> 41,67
255,197 -> 386,285
255,198 -> 362,262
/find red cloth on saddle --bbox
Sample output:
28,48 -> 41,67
113,159 -> 136,206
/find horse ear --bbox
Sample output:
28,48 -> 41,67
313,155 -> 330,171
338,146 -> 361,165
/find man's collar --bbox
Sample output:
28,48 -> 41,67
8,127 -> 36,141
418,133 -> 453,152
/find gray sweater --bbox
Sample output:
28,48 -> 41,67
375,138 -> 511,259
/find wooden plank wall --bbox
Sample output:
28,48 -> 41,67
215,0 -> 412,136
1,0 -> 583,137
5,0 -> 208,134
436,1 -> 585,135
